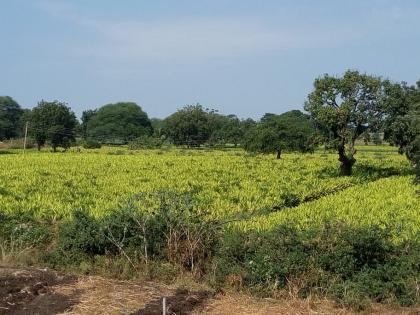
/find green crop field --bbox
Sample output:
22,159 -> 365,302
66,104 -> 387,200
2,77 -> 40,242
1,146 -> 417,233
1,146 -> 419,308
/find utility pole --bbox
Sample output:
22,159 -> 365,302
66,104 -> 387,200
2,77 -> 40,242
23,121 -> 28,153
162,297 -> 167,315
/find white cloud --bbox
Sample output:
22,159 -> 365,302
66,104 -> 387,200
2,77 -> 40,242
37,0 -> 365,62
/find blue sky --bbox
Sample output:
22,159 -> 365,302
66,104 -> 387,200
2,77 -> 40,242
1,0 -> 419,119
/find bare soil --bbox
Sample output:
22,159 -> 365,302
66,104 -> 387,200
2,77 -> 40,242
0,266 -> 77,315
0,265 -> 418,315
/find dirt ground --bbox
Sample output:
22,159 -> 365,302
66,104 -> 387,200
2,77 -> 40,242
0,266 -> 418,315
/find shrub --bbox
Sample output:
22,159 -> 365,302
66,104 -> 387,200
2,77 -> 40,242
214,222 -> 420,309
47,191 -> 221,275
46,210 -> 106,267
2,138 -> 35,149
128,135 -> 165,150
0,212 -> 50,263
82,138 -> 102,149
102,191 -> 221,274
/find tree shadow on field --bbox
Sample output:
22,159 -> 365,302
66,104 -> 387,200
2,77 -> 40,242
316,164 -> 413,181
0,150 -> 15,155
0,187 -> 12,196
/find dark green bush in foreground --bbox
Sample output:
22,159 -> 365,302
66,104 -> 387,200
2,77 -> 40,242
46,192 -> 219,275
215,223 -> 420,309
0,212 -> 50,248
1,193 -> 419,310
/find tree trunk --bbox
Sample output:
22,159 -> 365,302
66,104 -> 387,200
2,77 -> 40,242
276,150 -> 281,159
53,146 -> 57,153
37,143 -> 41,151
339,158 -> 353,176
414,164 -> 420,184
338,145 -> 355,176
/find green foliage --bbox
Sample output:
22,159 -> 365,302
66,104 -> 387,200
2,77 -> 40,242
408,136 -> 420,183
215,222 -> 420,309
0,96 -> 23,140
244,110 -> 316,158
383,80 -> 420,181
47,210 -> 105,266
163,104 -> 211,146
0,212 -> 50,251
80,109 -> 97,138
128,135 -> 165,149
150,118 -> 165,137
82,138 -> 102,149
208,113 -> 247,146
244,125 -> 283,157
86,102 -> 153,144
30,100 -> 77,151
48,192 -> 220,274
162,105 -> 255,147
305,70 -> 384,175
372,132 -> 383,145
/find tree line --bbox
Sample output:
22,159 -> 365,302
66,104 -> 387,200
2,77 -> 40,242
0,70 -> 419,179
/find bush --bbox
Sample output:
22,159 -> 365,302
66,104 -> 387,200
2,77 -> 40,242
128,135 -> 165,150
14,200 -> 419,310
47,191 -> 221,275
102,191 -> 220,274
0,212 -> 51,263
214,222 -> 420,309
46,210 -> 106,266
1,138 -> 35,149
82,138 -> 102,149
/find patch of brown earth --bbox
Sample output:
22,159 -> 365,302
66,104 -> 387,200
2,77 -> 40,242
0,266 -> 78,315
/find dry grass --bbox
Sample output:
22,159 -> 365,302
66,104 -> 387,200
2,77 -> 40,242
55,276 -> 171,314
50,276 -> 420,315
0,264 -> 418,314
194,293 -> 419,315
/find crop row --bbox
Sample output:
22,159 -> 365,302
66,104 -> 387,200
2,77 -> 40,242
237,175 -> 420,241
0,148 -> 411,221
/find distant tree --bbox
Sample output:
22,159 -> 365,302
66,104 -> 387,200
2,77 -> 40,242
0,96 -> 23,140
244,110 -> 316,159
86,102 -> 152,144
409,136 -> 420,183
82,138 -> 102,149
240,118 -> 257,139
206,110 -> 224,145
304,70 -> 384,175
244,125 -> 284,159
150,118 -> 165,137
128,135 -> 165,150
219,114 -> 244,146
31,100 -> 78,151
80,109 -> 97,138
383,80 -> 420,182
163,104 -> 211,147
372,132 -> 383,145
17,109 -> 32,137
